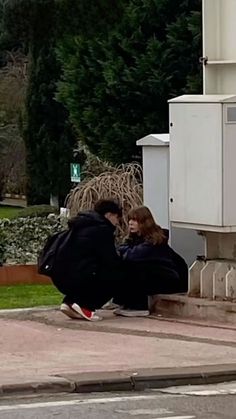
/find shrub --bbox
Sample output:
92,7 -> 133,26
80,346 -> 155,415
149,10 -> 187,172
0,214 -> 65,264
0,228 -> 7,265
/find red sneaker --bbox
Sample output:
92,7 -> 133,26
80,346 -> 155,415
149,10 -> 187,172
71,303 -> 102,321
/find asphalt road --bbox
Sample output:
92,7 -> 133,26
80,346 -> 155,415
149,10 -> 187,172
1,383 -> 236,419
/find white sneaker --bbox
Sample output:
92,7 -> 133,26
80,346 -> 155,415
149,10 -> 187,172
101,299 -> 123,310
114,309 -> 150,317
60,303 -> 82,319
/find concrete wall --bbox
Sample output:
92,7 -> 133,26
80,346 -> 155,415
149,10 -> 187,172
171,227 -> 204,266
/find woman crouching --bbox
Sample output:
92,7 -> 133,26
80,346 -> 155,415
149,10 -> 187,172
114,206 -> 188,317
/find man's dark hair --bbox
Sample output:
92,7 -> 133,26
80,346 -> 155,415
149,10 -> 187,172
94,199 -> 122,217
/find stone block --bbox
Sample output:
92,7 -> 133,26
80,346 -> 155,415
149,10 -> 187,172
189,260 -> 205,296
200,261 -> 218,299
226,267 -> 236,299
213,263 -> 230,300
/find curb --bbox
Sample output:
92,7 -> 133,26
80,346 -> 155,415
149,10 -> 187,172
2,365 -> 236,397
0,306 -> 58,315
72,366 -> 236,393
0,379 -> 75,396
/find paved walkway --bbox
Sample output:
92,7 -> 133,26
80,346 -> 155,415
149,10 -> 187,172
0,198 -> 26,207
1,308 -> 236,393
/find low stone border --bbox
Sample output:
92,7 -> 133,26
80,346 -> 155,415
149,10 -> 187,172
153,294 -> 236,324
0,264 -> 51,286
3,194 -> 26,200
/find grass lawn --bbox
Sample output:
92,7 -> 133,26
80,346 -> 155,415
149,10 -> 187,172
0,205 -> 22,219
0,284 -> 62,309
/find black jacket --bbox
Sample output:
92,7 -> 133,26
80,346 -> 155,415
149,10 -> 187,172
119,234 -> 188,293
55,211 -> 120,284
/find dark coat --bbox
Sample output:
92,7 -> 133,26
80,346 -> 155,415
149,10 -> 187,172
54,211 -> 120,288
119,234 -> 188,294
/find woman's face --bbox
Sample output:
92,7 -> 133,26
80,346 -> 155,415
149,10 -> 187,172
128,219 -> 140,234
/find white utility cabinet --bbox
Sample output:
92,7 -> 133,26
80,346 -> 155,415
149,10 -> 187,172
137,133 -> 204,265
169,94 -> 236,232
137,134 -> 169,229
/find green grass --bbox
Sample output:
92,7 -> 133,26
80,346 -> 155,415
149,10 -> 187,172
0,206 -> 22,219
0,284 -> 62,309
0,204 -> 58,219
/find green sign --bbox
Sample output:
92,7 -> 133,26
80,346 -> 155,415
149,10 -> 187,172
70,163 -> 81,182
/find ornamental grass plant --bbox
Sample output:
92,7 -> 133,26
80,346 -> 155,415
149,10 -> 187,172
65,163 -> 143,238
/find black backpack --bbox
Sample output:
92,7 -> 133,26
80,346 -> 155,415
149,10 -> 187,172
38,229 -> 73,278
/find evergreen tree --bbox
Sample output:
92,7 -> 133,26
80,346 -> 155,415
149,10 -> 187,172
25,0 -> 74,204
57,0 -> 202,164
3,0 -> 76,205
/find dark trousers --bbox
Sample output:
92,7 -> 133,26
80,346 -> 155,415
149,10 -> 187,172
58,270 -> 123,311
55,262 -> 187,311
113,261 -> 187,310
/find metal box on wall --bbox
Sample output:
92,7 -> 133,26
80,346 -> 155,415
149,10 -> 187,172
169,94 -> 236,232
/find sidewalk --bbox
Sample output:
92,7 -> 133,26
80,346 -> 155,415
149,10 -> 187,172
1,307 -> 236,395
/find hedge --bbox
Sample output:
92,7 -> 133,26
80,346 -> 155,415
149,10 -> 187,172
0,214 -> 66,265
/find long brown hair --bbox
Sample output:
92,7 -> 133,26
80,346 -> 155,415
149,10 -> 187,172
128,206 -> 165,245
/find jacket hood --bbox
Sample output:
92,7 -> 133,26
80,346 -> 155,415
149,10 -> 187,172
68,210 -> 115,231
